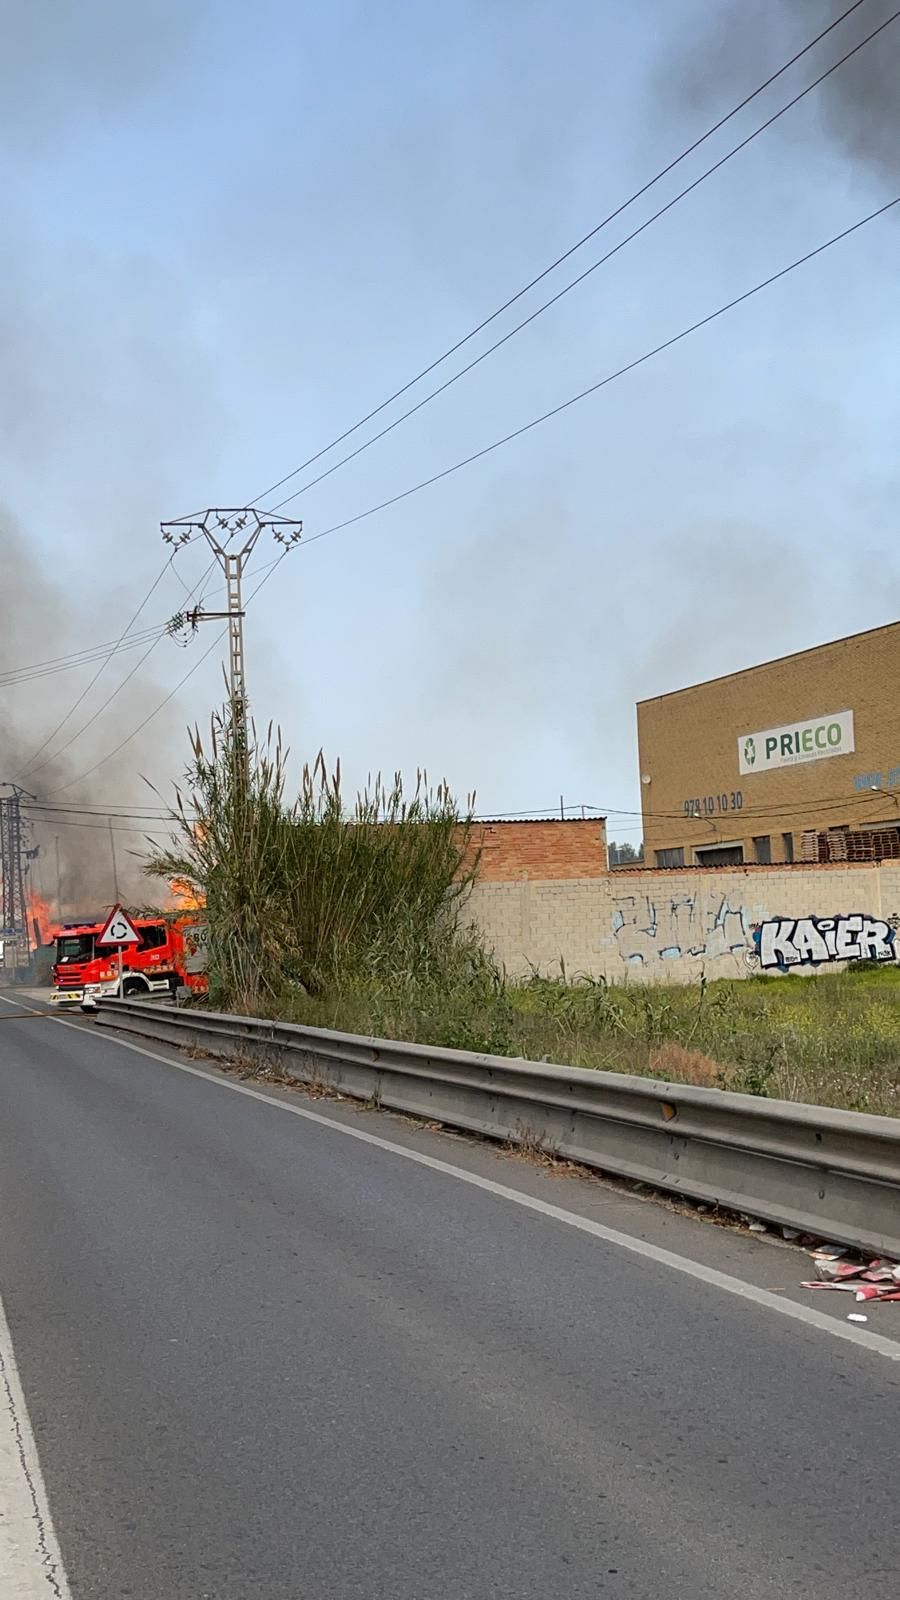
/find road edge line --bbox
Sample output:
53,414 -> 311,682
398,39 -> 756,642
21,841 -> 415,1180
0,1289 -> 73,1598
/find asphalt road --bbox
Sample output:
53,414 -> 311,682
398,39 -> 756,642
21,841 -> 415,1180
1,989 -> 899,1598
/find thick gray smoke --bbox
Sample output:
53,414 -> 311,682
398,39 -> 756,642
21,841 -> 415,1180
667,0 -> 900,182
0,1 -> 204,149
0,3 -> 218,927
0,510 -> 184,924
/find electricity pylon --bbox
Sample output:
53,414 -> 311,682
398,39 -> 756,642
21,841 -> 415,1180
0,783 -> 35,969
161,508 -> 302,775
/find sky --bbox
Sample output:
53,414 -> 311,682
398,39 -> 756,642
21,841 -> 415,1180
1,0 -> 899,906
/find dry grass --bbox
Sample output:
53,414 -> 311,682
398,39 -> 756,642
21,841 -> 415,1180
648,1041 -> 724,1089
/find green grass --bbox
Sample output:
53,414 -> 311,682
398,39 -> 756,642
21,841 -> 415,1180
264,964 -> 900,1118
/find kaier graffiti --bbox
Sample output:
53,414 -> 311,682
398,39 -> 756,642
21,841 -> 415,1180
757,914 -> 895,969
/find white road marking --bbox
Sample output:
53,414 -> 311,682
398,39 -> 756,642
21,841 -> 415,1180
0,997 -> 44,1015
29,1006 -> 900,1366
0,1293 -> 72,1598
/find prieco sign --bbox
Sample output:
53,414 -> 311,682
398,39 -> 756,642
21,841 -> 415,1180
738,710 -> 854,777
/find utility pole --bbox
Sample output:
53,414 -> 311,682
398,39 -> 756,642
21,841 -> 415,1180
161,508 -> 302,777
0,783 -> 34,972
55,834 -> 62,921
108,817 -> 120,903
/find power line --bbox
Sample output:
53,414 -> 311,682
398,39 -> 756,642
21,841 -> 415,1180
11,5 -> 877,785
0,626 -> 172,689
23,797 -> 169,810
24,805 -> 173,823
250,0 -> 874,510
23,629 -> 180,781
269,4 -> 900,516
26,817 -> 173,836
494,789 -> 896,827
298,195 -> 899,549
33,779 -> 897,835
21,553 -> 220,782
44,197 -> 897,798
42,555 -> 288,797
13,556 -> 185,780
21,5 -> 879,778
22,547 -> 281,781
62,194 -> 897,799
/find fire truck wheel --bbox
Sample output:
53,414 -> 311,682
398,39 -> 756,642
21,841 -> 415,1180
122,978 -> 147,998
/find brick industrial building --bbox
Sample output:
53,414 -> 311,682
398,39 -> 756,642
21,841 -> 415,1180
637,621 -> 900,869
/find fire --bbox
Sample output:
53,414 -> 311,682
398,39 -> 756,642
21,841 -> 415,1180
168,877 -> 205,911
29,894 -> 58,949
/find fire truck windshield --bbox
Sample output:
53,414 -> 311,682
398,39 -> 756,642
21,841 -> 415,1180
56,934 -> 95,964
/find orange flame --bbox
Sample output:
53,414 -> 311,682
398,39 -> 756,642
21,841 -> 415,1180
29,894 -> 59,948
168,877 -> 205,911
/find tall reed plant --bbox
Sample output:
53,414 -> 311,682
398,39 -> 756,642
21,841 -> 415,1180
146,714 -> 482,1011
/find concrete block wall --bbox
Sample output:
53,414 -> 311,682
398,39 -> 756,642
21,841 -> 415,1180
466,861 -> 900,983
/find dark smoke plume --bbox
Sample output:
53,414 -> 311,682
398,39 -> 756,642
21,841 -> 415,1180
0,4 -> 217,925
666,0 -> 900,183
0,510 -> 182,923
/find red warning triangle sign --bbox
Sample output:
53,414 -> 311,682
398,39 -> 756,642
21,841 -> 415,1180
96,904 -> 141,947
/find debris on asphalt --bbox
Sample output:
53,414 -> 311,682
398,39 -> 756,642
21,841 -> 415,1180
852,1282 -> 900,1303
802,1249 -> 900,1308
814,1256 -> 868,1283
847,1313 -> 868,1324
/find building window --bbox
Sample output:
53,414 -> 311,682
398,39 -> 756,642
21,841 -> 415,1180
694,843 -> 744,867
655,847 -> 685,869
752,835 -> 772,865
782,832 -> 794,864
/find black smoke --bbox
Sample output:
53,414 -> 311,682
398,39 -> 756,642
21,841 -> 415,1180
665,0 -> 900,184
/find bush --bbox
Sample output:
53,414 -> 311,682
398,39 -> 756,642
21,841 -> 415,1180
146,714 -> 485,1012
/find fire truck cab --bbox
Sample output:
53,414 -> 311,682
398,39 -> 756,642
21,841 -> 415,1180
50,915 -> 207,1008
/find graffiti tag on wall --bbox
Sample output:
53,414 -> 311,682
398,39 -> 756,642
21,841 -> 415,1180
757,914 -> 895,969
610,893 -> 752,965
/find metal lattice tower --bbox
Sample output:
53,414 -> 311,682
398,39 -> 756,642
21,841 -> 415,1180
161,509 -> 302,773
0,784 -> 34,966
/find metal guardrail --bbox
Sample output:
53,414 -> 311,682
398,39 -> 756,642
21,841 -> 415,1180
95,998 -> 900,1258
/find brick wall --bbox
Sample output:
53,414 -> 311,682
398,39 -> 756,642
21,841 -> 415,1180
467,819 -> 608,882
466,860 -> 900,983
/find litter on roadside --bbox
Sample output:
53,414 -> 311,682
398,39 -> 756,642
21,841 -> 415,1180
802,1248 -> 900,1308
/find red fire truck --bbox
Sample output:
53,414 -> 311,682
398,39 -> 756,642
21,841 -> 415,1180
50,913 -> 207,1008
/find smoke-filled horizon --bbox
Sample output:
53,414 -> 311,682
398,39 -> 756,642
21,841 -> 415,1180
2,0 -> 899,909
0,511 -> 202,919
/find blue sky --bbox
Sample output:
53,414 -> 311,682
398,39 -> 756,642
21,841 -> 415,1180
2,0 -> 898,864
